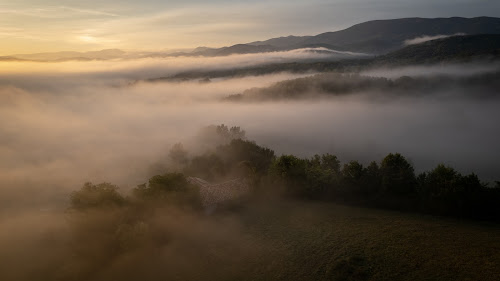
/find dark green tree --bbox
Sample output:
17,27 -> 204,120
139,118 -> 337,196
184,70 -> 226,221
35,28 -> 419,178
133,172 -> 201,207
270,155 -> 308,195
216,139 -> 275,176
70,182 -> 125,210
134,172 -> 190,198
340,161 -> 365,197
380,153 -> 417,196
169,143 -> 189,166
304,154 -> 340,199
185,154 -> 227,181
361,161 -> 381,198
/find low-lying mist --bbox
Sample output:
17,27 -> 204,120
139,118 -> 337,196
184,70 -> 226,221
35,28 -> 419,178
1,59 -> 500,209
226,71 -> 500,101
0,47 -> 362,77
1,56 -> 500,280
361,63 -> 500,78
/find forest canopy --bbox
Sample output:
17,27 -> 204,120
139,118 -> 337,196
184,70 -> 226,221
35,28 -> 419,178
70,125 -> 500,221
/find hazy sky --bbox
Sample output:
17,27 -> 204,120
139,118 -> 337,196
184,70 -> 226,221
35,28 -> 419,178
1,0 -> 500,54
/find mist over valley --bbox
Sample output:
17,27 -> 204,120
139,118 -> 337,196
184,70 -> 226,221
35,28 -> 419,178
1,12 -> 500,281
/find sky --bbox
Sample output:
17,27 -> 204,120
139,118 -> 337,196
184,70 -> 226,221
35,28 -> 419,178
1,0 -> 500,55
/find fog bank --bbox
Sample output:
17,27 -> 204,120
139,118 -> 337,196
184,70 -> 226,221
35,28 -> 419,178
1,59 -> 499,212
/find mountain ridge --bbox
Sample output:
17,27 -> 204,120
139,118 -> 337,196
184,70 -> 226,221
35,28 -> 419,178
375,34 -> 500,64
255,17 -> 500,54
148,34 -> 500,82
3,17 -> 500,61
176,17 -> 500,57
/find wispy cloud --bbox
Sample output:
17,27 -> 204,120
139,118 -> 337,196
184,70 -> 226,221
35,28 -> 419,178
404,33 -> 466,45
0,27 -> 49,41
0,5 -> 119,19
58,6 -> 119,17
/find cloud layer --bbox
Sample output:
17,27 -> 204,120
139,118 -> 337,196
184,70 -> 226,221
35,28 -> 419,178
404,33 -> 466,45
1,55 -> 499,280
1,57 -> 499,214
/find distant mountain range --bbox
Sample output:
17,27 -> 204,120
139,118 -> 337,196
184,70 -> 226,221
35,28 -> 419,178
150,34 -> 500,82
192,17 -> 500,56
2,17 -> 499,62
252,17 -> 500,54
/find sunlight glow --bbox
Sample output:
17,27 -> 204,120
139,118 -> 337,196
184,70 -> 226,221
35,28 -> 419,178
78,35 -> 99,43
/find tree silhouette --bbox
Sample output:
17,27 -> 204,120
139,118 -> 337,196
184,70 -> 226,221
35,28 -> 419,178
169,143 -> 189,166
70,182 -> 125,210
380,153 -> 417,196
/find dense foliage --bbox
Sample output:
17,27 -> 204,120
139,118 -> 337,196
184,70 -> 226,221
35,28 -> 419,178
64,126 -> 499,280
270,151 -> 498,220
71,130 -> 499,221
70,182 -> 125,210
225,72 -> 500,101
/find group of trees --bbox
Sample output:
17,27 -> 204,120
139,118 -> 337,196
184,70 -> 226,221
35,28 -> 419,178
71,129 -> 499,221
171,138 -> 275,182
270,152 -> 499,220
224,72 -> 500,101
196,124 -> 246,146
71,173 -> 202,212
67,172 -> 207,279
62,121 -> 500,281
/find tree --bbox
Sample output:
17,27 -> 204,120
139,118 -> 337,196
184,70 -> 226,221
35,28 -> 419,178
216,139 -> 275,176
169,143 -> 189,166
379,153 -> 417,196
229,126 -> 246,140
419,164 -> 487,216
185,154 -> 227,181
342,161 -> 364,181
197,124 -> 246,147
360,161 -> 381,197
133,172 -> 201,207
320,154 -> 341,174
70,182 -> 125,210
305,154 -> 340,198
422,164 -> 459,197
270,155 -> 308,195
134,172 -> 190,199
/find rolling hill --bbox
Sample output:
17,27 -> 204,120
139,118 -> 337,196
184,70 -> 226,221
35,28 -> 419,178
248,17 -> 500,54
148,34 -> 500,82
190,17 -> 500,56
294,17 -> 500,54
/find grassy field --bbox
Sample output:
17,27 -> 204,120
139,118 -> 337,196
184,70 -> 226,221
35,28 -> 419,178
2,199 -> 497,281
231,200 -> 500,281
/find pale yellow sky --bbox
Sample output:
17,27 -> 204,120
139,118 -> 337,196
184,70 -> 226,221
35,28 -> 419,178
1,1 -> 499,55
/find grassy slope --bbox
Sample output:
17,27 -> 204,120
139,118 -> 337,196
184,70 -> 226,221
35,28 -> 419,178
235,201 -> 500,281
